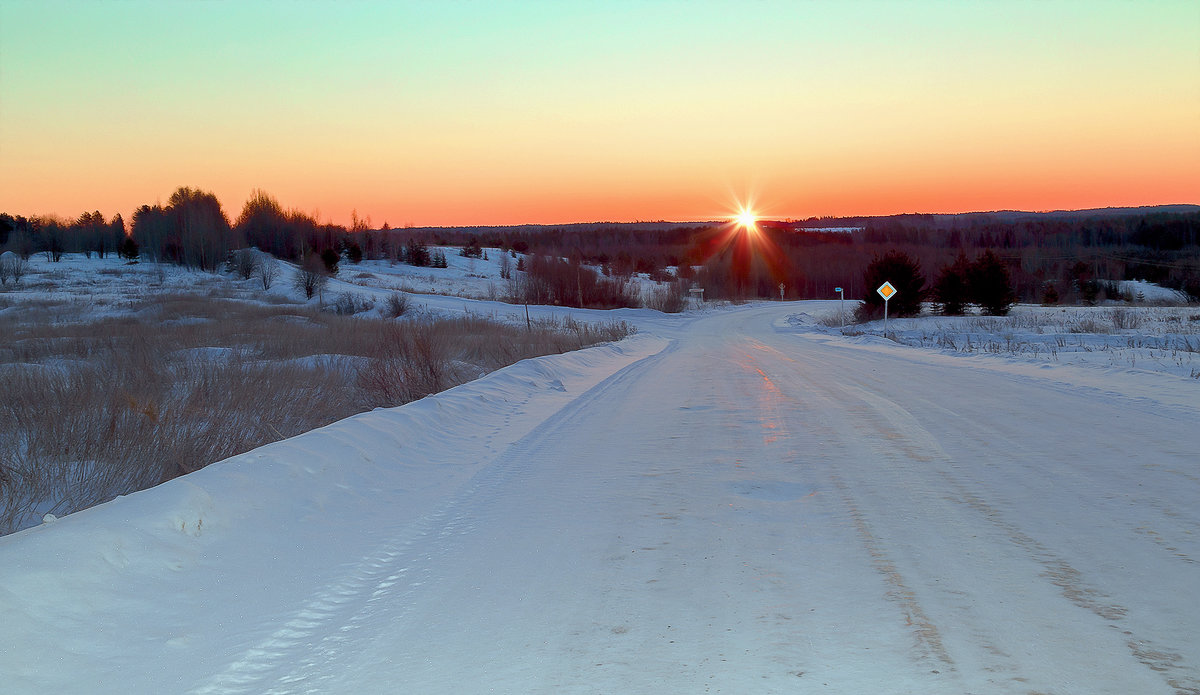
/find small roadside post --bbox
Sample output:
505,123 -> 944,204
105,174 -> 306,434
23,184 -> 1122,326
834,287 -> 844,328
877,281 -> 897,335
779,282 -> 785,301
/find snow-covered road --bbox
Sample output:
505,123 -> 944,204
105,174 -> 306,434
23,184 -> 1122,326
3,303 -> 1198,694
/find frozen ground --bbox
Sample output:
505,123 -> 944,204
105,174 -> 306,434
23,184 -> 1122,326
1,285 -> 1197,693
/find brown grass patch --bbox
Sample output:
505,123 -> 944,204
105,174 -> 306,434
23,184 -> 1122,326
0,294 -> 633,534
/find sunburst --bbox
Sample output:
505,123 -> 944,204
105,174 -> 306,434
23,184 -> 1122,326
735,208 -> 758,230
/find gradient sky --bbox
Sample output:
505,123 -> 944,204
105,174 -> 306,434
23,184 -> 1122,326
1,0 -> 1197,227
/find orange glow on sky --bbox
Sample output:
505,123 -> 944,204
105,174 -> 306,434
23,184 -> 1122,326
0,1 -> 1196,227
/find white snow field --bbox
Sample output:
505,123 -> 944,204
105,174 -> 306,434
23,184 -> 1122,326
2,301 -> 1198,695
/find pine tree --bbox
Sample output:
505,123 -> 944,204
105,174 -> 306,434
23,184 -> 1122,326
932,253 -> 971,315
856,250 -> 925,320
969,250 -> 1016,315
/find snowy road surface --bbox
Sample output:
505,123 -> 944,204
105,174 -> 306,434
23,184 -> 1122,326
2,303 -> 1198,694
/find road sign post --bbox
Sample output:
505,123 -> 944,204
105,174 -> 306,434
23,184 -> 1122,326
779,282 -> 785,300
876,281 -> 897,335
834,287 -> 844,328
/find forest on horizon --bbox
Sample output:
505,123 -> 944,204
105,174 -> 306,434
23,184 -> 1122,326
2,188 -> 1197,307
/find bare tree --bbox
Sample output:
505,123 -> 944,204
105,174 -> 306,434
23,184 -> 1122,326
257,254 -> 280,290
0,251 -> 26,285
293,254 -> 328,299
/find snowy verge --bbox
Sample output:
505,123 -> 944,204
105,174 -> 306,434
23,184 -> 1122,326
0,332 -> 670,694
774,308 -> 1199,413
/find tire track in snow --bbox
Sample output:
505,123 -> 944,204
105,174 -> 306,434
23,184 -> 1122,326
184,382 -> 566,694
829,370 -> 1198,693
936,470 -> 1200,695
185,480 -> 487,695
735,341 -> 958,675
826,469 -> 956,671
754,337 -> 1092,689
786,335 -> 1199,694
185,343 -> 675,695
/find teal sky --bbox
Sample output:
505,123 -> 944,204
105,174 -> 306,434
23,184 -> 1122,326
2,0 -> 1197,225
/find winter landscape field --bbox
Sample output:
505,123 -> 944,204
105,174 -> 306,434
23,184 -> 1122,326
4,1 -> 1199,692
1,251 -> 1197,694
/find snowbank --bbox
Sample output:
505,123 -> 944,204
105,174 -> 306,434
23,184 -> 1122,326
0,333 -> 670,694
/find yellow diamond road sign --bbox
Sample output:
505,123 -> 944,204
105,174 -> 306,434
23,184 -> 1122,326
877,281 -> 897,300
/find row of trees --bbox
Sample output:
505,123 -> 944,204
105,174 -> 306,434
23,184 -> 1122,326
415,210 -> 1198,304
3,191 -> 1195,305
0,211 -> 128,261
854,249 -> 1016,320
1,188 -> 353,272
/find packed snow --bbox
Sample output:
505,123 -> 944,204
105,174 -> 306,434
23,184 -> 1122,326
1,254 -> 1198,693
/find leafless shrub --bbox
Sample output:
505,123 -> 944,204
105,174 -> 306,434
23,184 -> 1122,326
329,292 -> 375,316
293,255 -> 328,299
357,323 -> 458,406
0,252 -> 26,286
644,282 -> 687,313
817,311 -> 849,328
513,254 -> 639,308
1068,314 -> 1107,334
228,248 -> 260,279
1108,307 -> 1141,331
385,292 -> 410,317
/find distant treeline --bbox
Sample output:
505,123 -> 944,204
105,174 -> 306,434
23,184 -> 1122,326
423,208 -> 1200,303
2,189 -> 1197,303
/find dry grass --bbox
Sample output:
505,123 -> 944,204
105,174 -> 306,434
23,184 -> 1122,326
0,294 -> 633,534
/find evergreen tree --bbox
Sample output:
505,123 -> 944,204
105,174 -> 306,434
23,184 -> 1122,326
856,250 -> 925,320
969,250 -> 1016,315
320,247 -> 341,275
932,253 -> 971,315
405,238 -> 430,267
118,236 -> 139,260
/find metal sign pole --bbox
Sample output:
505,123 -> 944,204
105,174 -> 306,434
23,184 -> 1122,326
876,281 -> 897,337
835,287 -> 844,328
